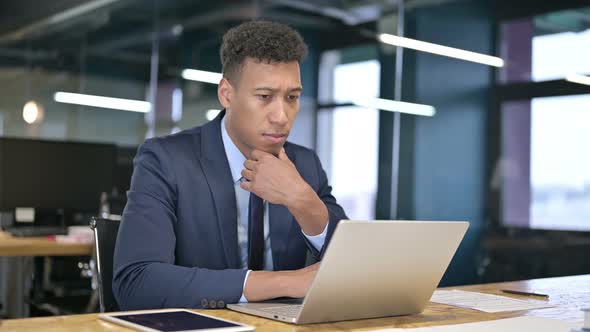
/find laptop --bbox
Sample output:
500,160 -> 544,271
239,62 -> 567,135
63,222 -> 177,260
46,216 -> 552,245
227,220 -> 469,325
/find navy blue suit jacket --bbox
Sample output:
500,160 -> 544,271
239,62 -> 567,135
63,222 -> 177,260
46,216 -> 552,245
113,111 -> 347,310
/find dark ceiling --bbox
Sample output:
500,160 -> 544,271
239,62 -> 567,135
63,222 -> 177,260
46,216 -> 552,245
0,0 -> 90,33
0,0 -> 401,81
2,0 -> 589,82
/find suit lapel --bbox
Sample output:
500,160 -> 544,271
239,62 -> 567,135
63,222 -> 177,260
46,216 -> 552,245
198,110 -> 240,268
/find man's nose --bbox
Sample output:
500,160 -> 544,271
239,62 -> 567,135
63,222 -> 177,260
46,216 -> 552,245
268,101 -> 289,125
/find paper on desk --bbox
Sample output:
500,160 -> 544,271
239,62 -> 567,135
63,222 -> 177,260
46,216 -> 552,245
372,316 -> 579,332
429,290 -> 553,313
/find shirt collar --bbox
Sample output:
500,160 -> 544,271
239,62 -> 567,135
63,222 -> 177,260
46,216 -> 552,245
220,115 -> 247,183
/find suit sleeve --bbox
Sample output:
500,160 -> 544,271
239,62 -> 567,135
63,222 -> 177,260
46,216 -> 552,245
302,151 -> 348,259
112,139 -> 247,310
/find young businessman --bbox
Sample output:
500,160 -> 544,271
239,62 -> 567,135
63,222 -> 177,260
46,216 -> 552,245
113,20 -> 347,310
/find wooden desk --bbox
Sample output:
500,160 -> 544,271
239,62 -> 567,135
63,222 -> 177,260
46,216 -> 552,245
0,230 -> 93,317
2,274 -> 587,331
0,231 -> 93,257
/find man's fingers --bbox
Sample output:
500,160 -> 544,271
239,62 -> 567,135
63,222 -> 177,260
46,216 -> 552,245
244,159 -> 257,171
250,149 -> 260,161
241,168 -> 254,181
239,180 -> 253,192
250,149 -> 272,161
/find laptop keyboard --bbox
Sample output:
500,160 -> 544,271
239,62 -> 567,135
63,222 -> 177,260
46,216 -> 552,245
259,304 -> 303,318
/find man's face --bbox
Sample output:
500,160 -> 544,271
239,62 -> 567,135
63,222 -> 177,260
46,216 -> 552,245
218,58 -> 302,157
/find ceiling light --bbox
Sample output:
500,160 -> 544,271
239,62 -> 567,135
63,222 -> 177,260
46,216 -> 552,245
22,101 -> 44,124
352,98 -> 436,117
181,69 -> 222,84
565,73 -> 590,86
54,92 -> 151,113
172,24 -> 183,36
378,33 -> 504,67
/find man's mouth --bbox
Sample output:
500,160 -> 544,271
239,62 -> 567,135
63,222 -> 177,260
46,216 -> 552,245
262,133 -> 287,144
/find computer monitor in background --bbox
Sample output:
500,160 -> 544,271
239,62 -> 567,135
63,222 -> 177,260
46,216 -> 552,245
110,145 -> 137,215
114,146 -> 137,194
0,138 -> 116,225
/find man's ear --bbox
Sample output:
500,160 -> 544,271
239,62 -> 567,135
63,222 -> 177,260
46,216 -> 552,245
217,78 -> 233,109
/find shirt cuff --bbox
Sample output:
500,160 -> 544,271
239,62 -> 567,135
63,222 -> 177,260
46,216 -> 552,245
301,221 -> 328,251
239,270 -> 252,303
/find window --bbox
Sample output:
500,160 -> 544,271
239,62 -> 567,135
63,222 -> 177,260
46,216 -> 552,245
499,6 -> 590,83
500,94 -> 590,231
497,6 -> 590,232
532,30 -> 590,82
317,56 -> 380,220
530,95 -> 590,230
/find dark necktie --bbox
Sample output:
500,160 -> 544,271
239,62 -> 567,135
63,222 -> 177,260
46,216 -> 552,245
248,193 -> 264,270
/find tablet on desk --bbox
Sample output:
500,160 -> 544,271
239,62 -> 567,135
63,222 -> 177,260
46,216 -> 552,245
99,309 -> 255,332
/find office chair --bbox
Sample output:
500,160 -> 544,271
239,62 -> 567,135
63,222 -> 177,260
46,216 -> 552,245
90,216 -> 121,312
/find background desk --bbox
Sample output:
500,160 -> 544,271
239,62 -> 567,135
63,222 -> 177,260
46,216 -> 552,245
0,231 -> 93,317
0,231 -> 92,257
2,274 -> 588,331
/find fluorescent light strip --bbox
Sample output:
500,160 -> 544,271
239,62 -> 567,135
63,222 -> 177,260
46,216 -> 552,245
181,69 -> 223,84
54,92 -> 151,113
353,98 -> 436,117
378,33 -> 504,68
172,88 -> 183,122
565,73 -> 590,86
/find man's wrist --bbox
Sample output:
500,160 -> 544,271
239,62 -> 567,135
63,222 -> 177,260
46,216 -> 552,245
286,184 -> 328,236
286,180 -> 314,210
280,270 -> 300,299
243,270 -> 296,301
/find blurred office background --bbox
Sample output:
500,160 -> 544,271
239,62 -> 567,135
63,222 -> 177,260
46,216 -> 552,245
1,0 -> 589,318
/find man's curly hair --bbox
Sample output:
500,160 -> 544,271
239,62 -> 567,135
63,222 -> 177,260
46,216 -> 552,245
220,20 -> 308,84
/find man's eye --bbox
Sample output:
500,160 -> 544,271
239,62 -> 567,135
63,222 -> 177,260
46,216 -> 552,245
288,95 -> 300,101
257,94 -> 270,100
